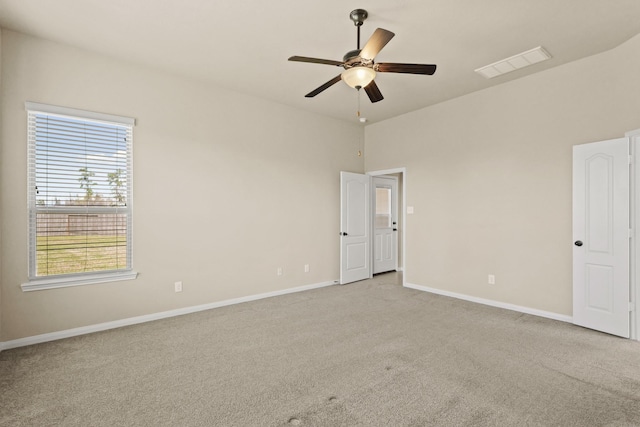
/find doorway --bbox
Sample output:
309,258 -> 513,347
573,129 -> 640,341
339,168 -> 406,286
373,175 -> 398,274
369,168 -> 406,285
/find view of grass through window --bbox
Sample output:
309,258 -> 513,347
37,235 -> 128,276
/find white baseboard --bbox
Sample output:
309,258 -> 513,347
404,282 -> 573,323
0,279 -> 338,352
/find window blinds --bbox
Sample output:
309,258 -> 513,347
26,102 -> 134,279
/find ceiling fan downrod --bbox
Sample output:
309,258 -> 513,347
350,9 -> 368,50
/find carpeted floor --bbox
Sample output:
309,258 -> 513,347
1,273 -> 640,426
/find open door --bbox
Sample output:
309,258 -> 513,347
573,137 -> 630,338
340,172 -> 371,284
373,176 -> 398,274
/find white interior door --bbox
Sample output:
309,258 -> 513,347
373,176 -> 398,274
573,137 -> 630,338
340,172 -> 371,284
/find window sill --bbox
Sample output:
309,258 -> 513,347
21,270 -> 138,292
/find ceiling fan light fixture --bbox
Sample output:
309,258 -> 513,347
341,66 -> 376,89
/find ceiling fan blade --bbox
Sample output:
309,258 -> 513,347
364,80 -> 384,103
305,75 -> 343,98
289,56 -> 344,66
360,28 -> 395,60
376,63 -> 437,75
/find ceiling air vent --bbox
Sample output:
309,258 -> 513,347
475,46 -> 551,79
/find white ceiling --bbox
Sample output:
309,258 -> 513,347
1,0 -> 640,124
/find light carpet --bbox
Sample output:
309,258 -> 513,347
1,273 -> 640,426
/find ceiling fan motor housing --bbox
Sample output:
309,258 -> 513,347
343,49 -> 362,64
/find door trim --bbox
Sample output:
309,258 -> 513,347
626,128 -> 640,341
373,175 -> 399,274
367,167 -> 407,287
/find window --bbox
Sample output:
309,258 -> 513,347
23,102 -> 137,291
375,187 -> 392,228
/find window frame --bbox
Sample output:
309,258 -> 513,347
22,102 -> 137,291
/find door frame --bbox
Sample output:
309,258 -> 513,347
372,175 -> 399,274
367,167 -> 407,287
627,128 -> 640,341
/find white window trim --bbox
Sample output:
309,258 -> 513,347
25,102 -> 135,126
21,270 -> 138,292
23,102 -> 137,291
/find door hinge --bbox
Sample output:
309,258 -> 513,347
630,302 -> 635,312
629,155 -> 633,165
630,228 -> 634,239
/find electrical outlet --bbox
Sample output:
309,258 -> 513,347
304,264 -> 310,273
488,275 -> 495,285
277,267 -> 283,276
174,281 -> 183,292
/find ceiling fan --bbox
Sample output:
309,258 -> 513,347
288,9 -> 437,103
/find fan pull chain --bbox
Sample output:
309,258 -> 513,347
356,89 -> 361,120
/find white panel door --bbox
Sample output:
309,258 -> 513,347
573,137 -> 630,338
373,176 -> 398,274
340,172 -> 371,284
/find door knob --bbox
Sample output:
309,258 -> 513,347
574,240 -> 583,247
340,232 -> 348,236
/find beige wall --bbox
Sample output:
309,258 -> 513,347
365,34 -> 640,316
3,27 -> 640,343
0,29 -> 364,341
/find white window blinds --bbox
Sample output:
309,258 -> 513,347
26,102 -> 135,280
